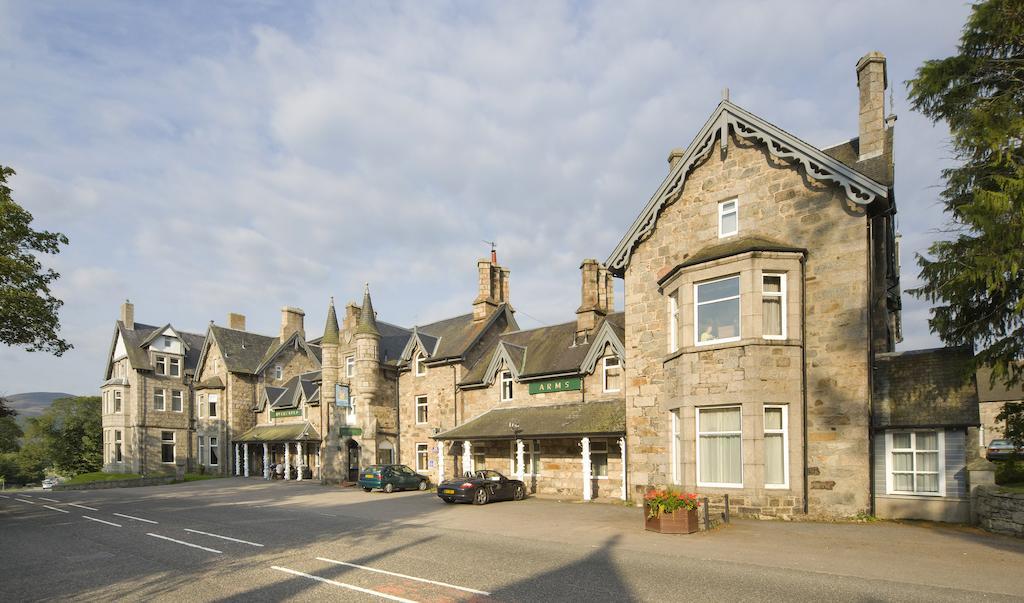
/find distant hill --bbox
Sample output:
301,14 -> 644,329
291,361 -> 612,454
5,392 -> 76,418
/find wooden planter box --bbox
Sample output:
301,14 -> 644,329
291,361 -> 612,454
644,503 -> 699,534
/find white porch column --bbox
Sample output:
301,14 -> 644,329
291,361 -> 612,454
296,442 -> 304,481
243,443 -> 250,477
462,441 -> 472,476
581,436 -> 592,501
516,439 -> 525,481
316,447 -> 321,480
618,436 -> 627,501
263,443 -> 270,480
234,443 -> 241,476
437,441 -> 446,483
284,442 -> 291,480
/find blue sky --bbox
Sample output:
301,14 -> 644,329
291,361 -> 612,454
0,1 -> 971,395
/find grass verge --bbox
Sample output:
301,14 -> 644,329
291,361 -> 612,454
63,471 -> 142,485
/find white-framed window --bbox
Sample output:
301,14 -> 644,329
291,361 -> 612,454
764,405 -> 789,488
591,440 -> 609,478
160,431 -> 175,463
762,273 -> 786,339
695,275 -> 741,345
347,396 -> 357,424
415,395 -> 428,424
274,365 -> 283,380
510,440 -> 541,475
154,388 -> 166,411
602,356 -> 622,393
114,390 -> 122,413
155,355 -> 167,375
500,370 -> 514,401
886,430 -> 945,496
696,406 -> 743,487
416,443 -> 429,471
718,197 -> 738,237
198,435 -> 205,467
668,290 -> 680,353
169,357 -> 181,377
114,430 -> 122,463
415,353 -> 427,377
171,390 -> 183,412
209,436 -> 219,466
670,409 -> 681,485
345,355 -> 355,378
208,393 -> 219,418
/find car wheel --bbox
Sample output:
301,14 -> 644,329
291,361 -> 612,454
418,480 -> 428,491
362,487 -> 372,492
473,488 -> 489,505
383,483 -> 394,494
442,497 -> 455,504
513,485 -> 525,501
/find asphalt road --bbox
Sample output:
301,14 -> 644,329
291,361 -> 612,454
1,479 -> 1022,602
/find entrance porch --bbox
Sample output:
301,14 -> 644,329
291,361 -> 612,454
234,422 -> 322,481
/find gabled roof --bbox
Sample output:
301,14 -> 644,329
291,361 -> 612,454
434,399 -> 625,441
256,373 -> 322,412
976,366 -> 1024,403
401,304 -> 517,367
873,347 -> 980,428
235,422 -> 321,443
606,100 -> 891,276
200,325 -> 278,375
255,331 -> 323,374
103,321 -> 205,379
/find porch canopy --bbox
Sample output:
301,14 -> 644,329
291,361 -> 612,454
235,422 -> 321,443
433,399 -> 625,441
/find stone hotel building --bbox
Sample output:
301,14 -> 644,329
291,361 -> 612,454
101,52 -> 987,522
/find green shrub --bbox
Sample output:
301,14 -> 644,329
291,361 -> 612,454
995,456 -> 1024,485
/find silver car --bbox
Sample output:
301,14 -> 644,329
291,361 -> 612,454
986,439 -> 1023,461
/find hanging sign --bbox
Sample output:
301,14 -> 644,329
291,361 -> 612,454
335,384 -> 350,408
271,409 -> 302,418
528,377 -> 582,395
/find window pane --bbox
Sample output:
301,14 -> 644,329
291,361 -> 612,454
763,275 -> 781,293
697,277 -> 739,303
700,407 -> 741,432
916,432 -> 938,450
916,451 -> 938,472
916,473 -> 939,493
892,433 -> 911,449
893,473 -> 913,491
764,407 -> 783,430
699,434 -> 741,484
763,298 -> 782,336
593,453 -> 608,477
765,433 -> 785,485
892,451 -> 912,472
721,210 -> 737,234
697,298 -> 740,341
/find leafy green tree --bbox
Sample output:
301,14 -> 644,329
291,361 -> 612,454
0,165 -> 72,355
24,397 -> 102,476
906,0 -> 1024,443
0,415 -> 22,453
0,395 -> 15,418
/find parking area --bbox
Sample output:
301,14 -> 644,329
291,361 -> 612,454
2,478 -> 1024,601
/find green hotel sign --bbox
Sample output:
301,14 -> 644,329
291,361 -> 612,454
528,377 -> 581,395
270,409 -> 302,419
339,426 -> 363,437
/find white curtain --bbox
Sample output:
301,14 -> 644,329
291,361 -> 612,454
765,434 -> 784,485
699,407 -> 741,484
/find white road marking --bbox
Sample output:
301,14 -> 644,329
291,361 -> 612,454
271,566 -> 417,603
316,556 -> 490,596
14,498 -> 36,505
113,513 -> 158,524
39,497 -> 60,503
0,494 -> 8,499
43,505 -> 69,514
146,533 -> 221,554
16,494 -> 32,498
82,515 -> 121,527
183,528 -> 263,547
68,503 -> 98,511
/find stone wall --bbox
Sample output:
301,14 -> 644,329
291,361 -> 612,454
54,476 -> 176,491
399,361 -> 461,482
975,486 -> 1024,538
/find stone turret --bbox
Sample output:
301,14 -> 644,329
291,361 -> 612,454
319,298 -> 341,483
354,284 -> 381,400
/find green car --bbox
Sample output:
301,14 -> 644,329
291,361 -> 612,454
358,464 -> 430,493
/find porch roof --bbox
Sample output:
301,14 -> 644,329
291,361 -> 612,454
235,422 -> 321,443
434,399 -> 625,441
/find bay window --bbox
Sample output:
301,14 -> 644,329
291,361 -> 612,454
697,406 -> 742,487
668,290 -> 680,353
209,436 -> 219,466
762,274 -> 786,339
114,430 -> 122,463
695,276 -> 741,345
764,405 -> 789,488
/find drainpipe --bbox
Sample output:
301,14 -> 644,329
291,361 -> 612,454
394,369 -> 401,463
141,372 -> 147,476
801,256 -> 809,515
867,215 -> 877,517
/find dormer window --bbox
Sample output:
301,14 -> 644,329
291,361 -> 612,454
602,356 -> 622,393
415,353 -> 427,377
274,365 -> 283,380
500,370 -> 514,401
718,198 -> 738,238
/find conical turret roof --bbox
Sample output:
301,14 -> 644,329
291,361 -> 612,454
322,297 -> 340,345
355,284 -> 380,337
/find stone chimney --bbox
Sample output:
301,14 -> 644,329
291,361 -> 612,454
856,51 -> 887,161
120,299 -> 134,330
472,255 -> 511,322
576,259 -> 614,333
228,312 -> 246,331
280,306 -> 305,342
667,148 -> 685,171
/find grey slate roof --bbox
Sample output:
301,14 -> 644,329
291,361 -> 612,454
262,373 -> 322,410
976,366 -> 1024,402
209,325 -> 278,375
379,321 -> 413,365
873,347 -> 981,428
657,237 -> 806,286
417,304 -> 517,362
434,399 -> 625,440
235,422 -> 321,443
111,321 -> 205,375
195,375 -> 225,390
822,127 -> 895,187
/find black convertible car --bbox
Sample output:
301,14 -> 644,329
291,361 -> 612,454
437,469 -> 527,505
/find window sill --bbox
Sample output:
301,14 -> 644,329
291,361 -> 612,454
664,338 -> 801,363
696,482 -> 744,489
884,490 -> 947,498
765,483 -> 790,490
